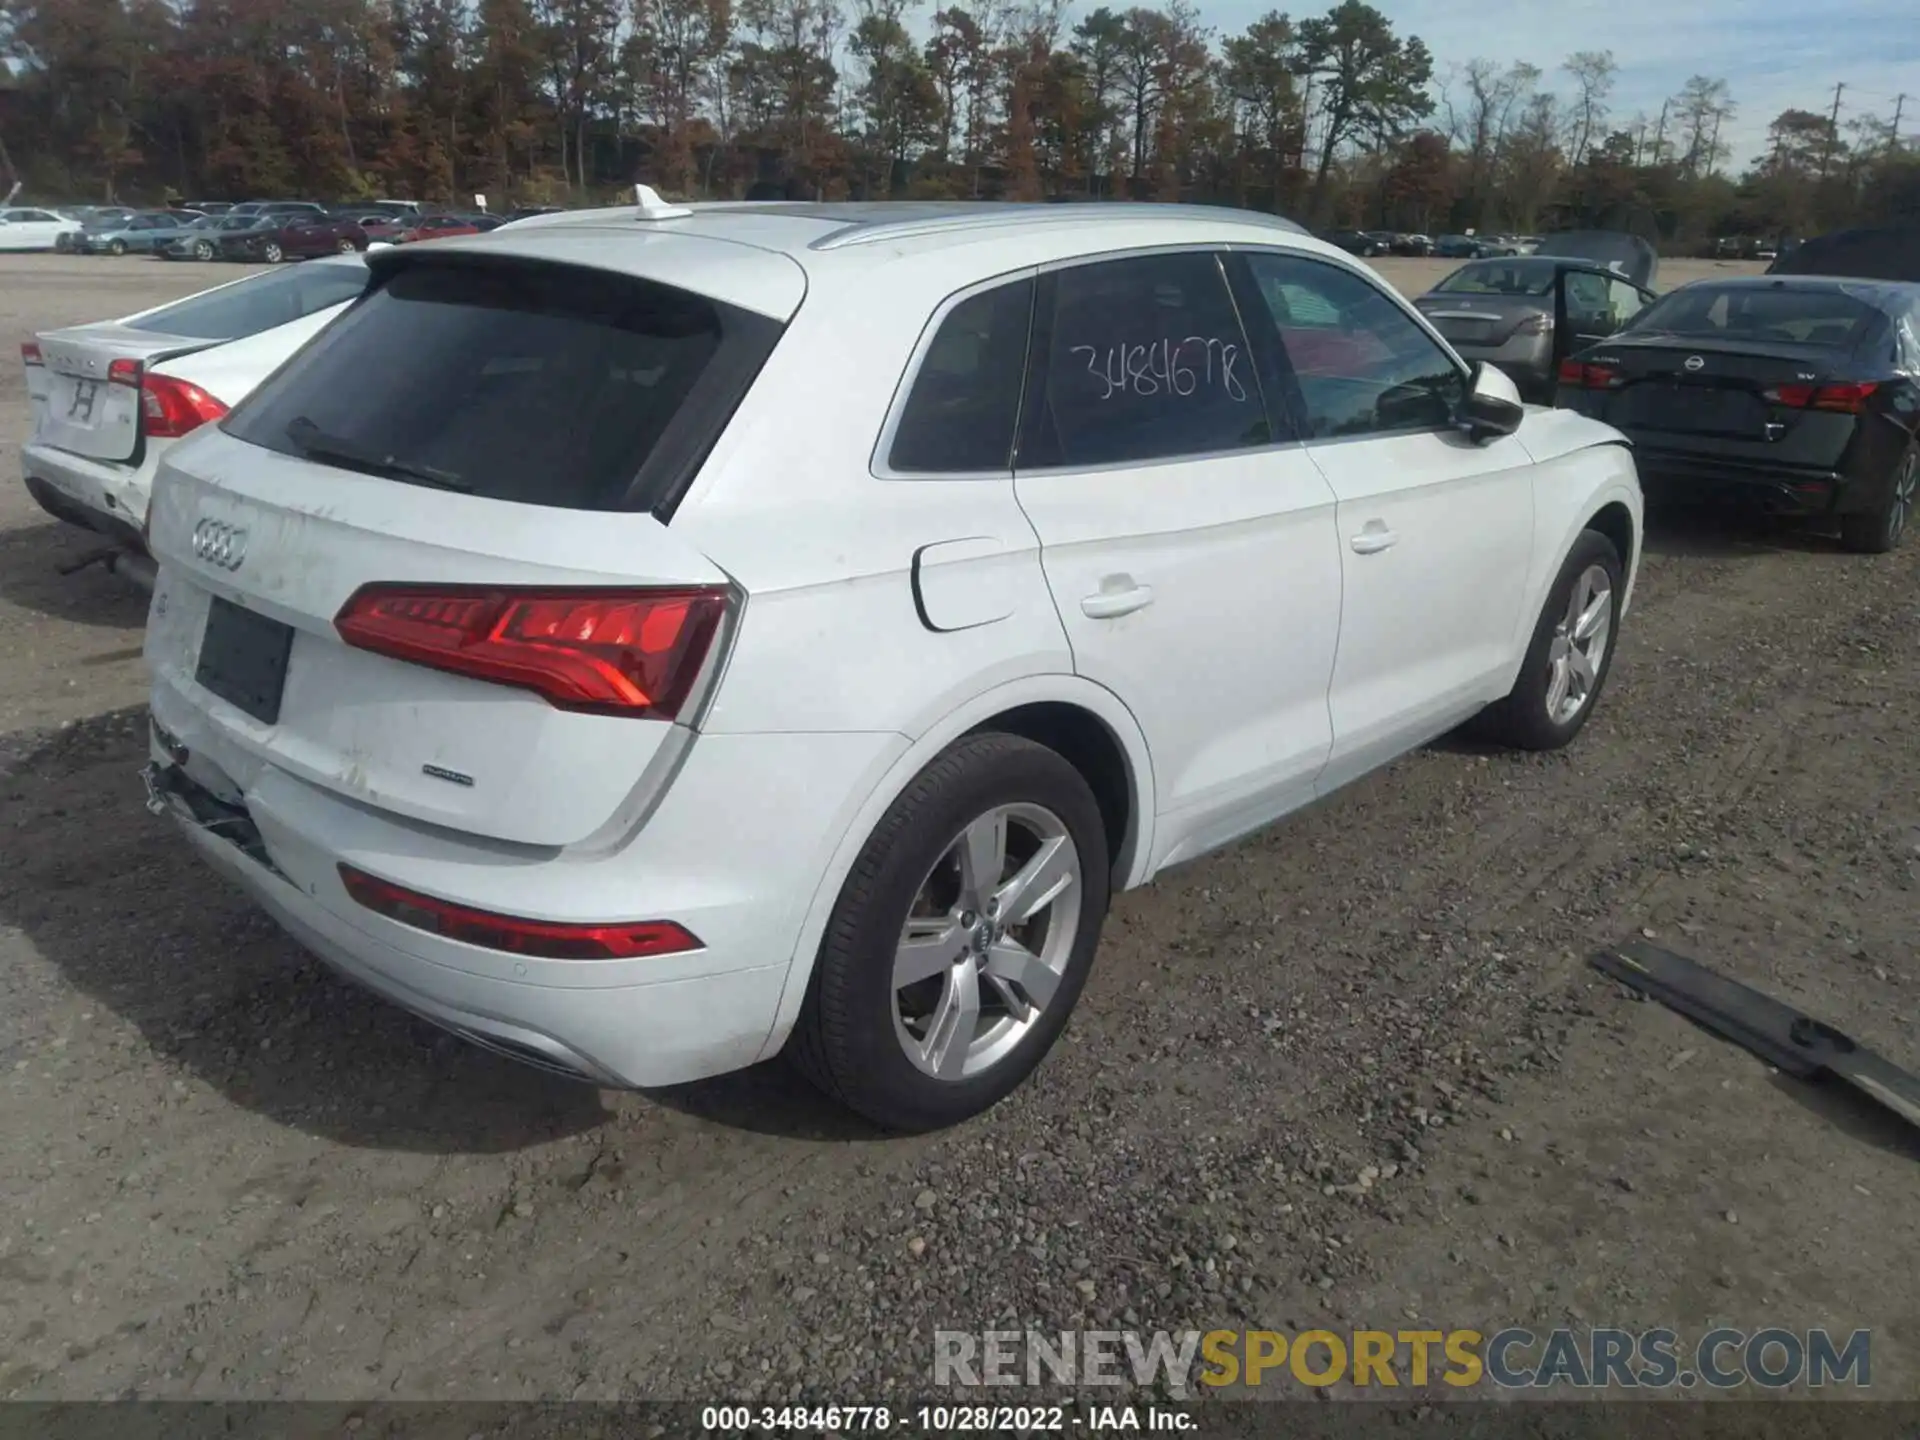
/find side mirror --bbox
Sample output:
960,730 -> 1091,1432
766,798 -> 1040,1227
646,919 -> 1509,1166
1459,361 -> 1525,443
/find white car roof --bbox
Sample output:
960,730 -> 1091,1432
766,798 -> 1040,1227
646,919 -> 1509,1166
379,201 -> 1342,321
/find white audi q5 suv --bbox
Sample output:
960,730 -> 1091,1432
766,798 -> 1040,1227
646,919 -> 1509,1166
142,196 -> 1642,1131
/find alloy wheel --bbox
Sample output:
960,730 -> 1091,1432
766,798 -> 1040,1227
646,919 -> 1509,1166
1888,451 -> 1916,548
1544,563 -> 1613,724
891,802 -> 1082,1081
263,242 -> 282,262
194,241 -> 212,260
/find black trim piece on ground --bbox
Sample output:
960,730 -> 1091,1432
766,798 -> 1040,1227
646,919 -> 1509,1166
1590,941 -> 1920,1129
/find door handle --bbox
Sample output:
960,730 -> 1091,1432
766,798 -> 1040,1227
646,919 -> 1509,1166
1350,524 -> 1398,555
1081,583 -> 1155,619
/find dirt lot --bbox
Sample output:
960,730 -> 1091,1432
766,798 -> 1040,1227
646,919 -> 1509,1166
1,252 -> 1914,1406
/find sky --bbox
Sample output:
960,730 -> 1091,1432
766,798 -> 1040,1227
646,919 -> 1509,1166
1208,0 -> 1920,168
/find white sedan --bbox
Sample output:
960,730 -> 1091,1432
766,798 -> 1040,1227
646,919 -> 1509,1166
141,198 -> 1642,1131
21,255 -> 371,564
0,206 -> 83,251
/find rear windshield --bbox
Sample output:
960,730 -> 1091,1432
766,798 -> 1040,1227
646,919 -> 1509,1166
223,258 -> 783,513
1433,259 -> 1557,296
1626,285 -> 1881,348
126,263 -> 370,340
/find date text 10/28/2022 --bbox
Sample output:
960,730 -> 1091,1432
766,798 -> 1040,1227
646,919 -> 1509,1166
700,1405 -> 1192,1432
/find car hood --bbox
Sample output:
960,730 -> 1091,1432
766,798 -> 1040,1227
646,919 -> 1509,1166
1530,230 -> 1658,288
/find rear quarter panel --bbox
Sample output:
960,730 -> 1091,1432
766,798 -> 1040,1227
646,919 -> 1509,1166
673,260 -> 1075,743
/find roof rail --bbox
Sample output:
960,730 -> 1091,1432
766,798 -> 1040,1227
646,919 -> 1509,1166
809,202 -> 1308,251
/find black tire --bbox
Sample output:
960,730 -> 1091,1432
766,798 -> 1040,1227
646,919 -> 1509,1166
108,238 -> 127,256
194,240 -> 212,260
337,237 -> 357,253
788,732 -> 1111,1132
1838,444 -> 1916,555
1470,527 -> 1625,751
261,241 -> 283,263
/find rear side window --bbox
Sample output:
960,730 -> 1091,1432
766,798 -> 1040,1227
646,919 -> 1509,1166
888,277 -> 1033,473
1017,251 -> 1272,469
127,263 -> 369,340
1629,286 -> 1882,348
224,259 -> 783,513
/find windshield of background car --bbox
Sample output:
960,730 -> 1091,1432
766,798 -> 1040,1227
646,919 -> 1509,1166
1432,260 -> 1557,297
224,259 -> 783,512
124,262 -> 370,340
1625,285 -> 1882,348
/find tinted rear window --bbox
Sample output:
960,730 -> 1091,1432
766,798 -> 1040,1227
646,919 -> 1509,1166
127,263 -> 370,340
1627,285 -> 1882,348
224,259 -> 782,512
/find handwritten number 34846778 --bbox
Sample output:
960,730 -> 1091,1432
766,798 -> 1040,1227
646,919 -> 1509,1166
1070,337 -> 1249,403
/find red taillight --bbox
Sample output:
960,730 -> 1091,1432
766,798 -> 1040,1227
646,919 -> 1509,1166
1812,381 -> 1878,413
334,584 -> 731,719
107,357 -> 142,388
20,342 -> 42,367
140,374 -> 229,439
1764,381 -> 1879,413
1558,361 -> 1622,390
338,865 -> 703,960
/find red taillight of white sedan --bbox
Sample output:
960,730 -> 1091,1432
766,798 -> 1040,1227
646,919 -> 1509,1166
141,374 -> 230,438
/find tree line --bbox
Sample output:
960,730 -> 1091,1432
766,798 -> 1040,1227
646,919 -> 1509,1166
2,0 -> 1914,242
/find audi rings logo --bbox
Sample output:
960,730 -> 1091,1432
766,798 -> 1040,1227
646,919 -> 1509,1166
192,519 -> 249,571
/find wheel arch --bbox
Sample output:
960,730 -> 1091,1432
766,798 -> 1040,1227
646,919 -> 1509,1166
753,674 -> 1156,1063
1585,496 -> 1638,591
1498,444 -> 1642,695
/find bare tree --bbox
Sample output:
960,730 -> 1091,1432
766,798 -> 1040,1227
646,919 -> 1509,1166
1561,49 -> 1614,167
1671,74 -> 1734,179
1441,57 -> 1534,225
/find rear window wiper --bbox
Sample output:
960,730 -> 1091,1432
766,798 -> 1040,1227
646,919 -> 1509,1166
282,415 -> 471,492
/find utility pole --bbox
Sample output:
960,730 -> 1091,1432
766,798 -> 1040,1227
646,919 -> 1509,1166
1820,81 -> 1845,178
1651,99 -> 1669,166
1892,93 -> 1909,157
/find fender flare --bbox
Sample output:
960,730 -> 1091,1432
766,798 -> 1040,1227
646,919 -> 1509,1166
752,672 -> 1157,1062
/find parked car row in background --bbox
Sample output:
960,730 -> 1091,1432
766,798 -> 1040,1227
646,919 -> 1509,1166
2,197 -> 535,258
1320,228 -> 1540,260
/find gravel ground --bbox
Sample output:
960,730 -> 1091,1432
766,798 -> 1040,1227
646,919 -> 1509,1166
1,253 -> 1914,1406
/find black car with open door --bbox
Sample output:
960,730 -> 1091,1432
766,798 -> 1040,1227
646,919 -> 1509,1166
1411,231 -> 1660,402
1555,275 -> 1920,552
